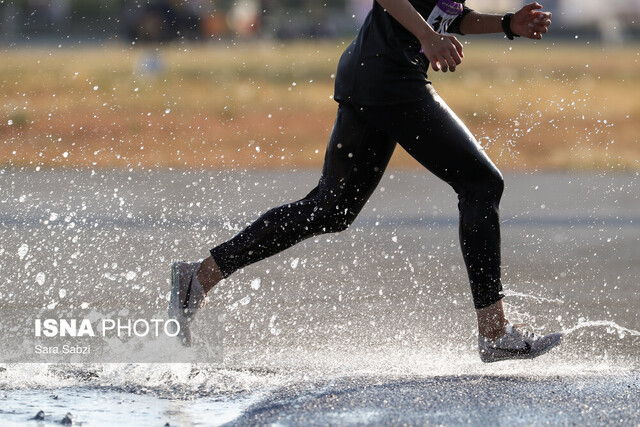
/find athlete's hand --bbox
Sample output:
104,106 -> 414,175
420,31 -> 463,73
511,2 -> 552,39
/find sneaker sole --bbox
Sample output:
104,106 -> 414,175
168,260 -> 192,344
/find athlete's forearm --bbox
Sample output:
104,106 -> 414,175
458,12 -> 503,35
460,3 -> 553,39
374,0 -> 437,43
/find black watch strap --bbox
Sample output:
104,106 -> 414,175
502,12 -> 520,40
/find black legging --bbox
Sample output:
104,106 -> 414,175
210,85 -> 504,309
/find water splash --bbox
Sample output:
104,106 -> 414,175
503,287 -> 564,305
562,319 -> 640,338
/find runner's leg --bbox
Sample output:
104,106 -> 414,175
206,102 -> 396,281
354,85 -> 505,311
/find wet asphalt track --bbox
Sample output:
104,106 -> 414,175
1,169 -> 639,425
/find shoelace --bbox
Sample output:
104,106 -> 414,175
512,323 -> 536,340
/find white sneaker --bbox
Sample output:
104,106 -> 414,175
168,261 -> 206,346
478,323 -> 563,363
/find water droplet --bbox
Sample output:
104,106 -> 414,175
269,315 -> 281,336
18,243 -> 29,260
250,278 -> 261,290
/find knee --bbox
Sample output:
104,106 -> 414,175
487,170 -> 504,202
458,168 -> 504,206
475,168 -> 504,202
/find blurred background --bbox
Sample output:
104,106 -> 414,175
2,0 -> 640,43
1,0 -> 639,170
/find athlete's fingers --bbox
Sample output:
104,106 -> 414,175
442,54 -> 456,72
443,37 -> 462,72
452,37 -> 464,58
538,19 -> 552,27
444,54 -> 458,72
523,2 -> 543,12
439,55 -> 449,72
431,58 -> 441,72
450,47 -> 462,65
447,50 -> 460,71
529,23 -> 549,34
533,15 -> 552,27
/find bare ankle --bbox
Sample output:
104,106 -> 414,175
476,300 -> 507,339
197,256 -> 224,294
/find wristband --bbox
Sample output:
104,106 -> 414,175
501,12 -> 520,40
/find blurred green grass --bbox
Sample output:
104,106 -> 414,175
1,40 -> 639,170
